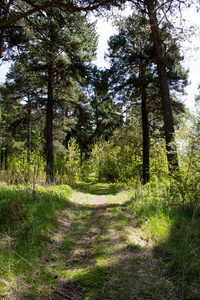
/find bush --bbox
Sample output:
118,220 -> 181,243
7,148 -> 45,184
90,140 -> 142,183
54,138 -> 81,185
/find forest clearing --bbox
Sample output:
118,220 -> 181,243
0,181 -> 200,299
1,1 -> 200,299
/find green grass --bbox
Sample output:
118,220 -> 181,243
1,180 -> 200,299
129,180 -> 200,299
71,181 -> 127,195
53,201 -> 171,300
0,183 -> 72,299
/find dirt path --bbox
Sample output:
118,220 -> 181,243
48,186 -> 180,300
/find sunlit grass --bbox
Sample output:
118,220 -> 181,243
1,181 -> 200,299
0,183 -> 72,299
70,182 -> 132,207
130,180 -> 200,298
140,213 -> 172,243
52,183 -> 175,299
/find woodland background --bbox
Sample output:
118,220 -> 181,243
1,1 -> 200,299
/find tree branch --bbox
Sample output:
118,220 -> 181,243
0,0 -> 14,57
0,0 -> 116,29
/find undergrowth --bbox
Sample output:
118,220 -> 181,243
0,183 -> 72,299
1,180 -> 200,299
130,179 -> 200,299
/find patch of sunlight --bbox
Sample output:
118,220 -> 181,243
140,213 -> 172,244
70,189 -> 133,206
95,254 -> 121,268
0,276 -> 17,298
125,227 -> 149,248
70,191 -> 96,205
108,190 -> 133,204
103,242 -> 127,254
60,267 -> 88,280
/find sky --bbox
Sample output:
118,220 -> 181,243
92,9 -> 200,110
0,5 -> 200,109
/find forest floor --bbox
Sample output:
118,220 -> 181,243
46,182 -> 181,300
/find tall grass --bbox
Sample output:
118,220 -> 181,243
1,179 -> 200,299
129,179 -> 200,299
0,183 -> 72,299
1,115 -> 200,298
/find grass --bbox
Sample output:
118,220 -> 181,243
0,180 -> 200,299
156,218 -> 200,298
129,180 -> 200,299
71,182 -> 128,195
53,196 -> 171,300
0,183 -> 72,299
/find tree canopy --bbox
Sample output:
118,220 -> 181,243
0,0 -> 196,182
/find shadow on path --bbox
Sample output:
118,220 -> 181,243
47,187 -> 181,300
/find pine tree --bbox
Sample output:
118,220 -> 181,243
0,81 -> 25,170
107,13 -> 188,183
5,61 -> 46,161
89,67 -> 123,142
2,3 -> 97,182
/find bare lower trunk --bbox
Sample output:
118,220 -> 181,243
146,0 -> 179,174
140,64 -> 150,184
5,146 -> 8,170
46,61 -> 54,184
27,95 -> 31,163
141,86 -> 150,184
0,149 -> 3,170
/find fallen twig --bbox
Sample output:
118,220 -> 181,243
52,288 -> 71,300
11,250 -> 32,266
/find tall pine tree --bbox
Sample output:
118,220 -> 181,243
107,13 -> 188,183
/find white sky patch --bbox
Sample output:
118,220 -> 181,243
90,5 -> 130,68
93,18 -> 117,68
94,19 -> 117,67
0,61 -> 11,83
178,5 -> 200,108
183,55 -> 200,108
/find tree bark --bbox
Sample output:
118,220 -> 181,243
46,61 -> 54,183
0,149 -> 3,170
27,94 -> 31,163
0,0 -> 14,58
145,0 -> 179,174
140,65 -> 150,184
5,145 -> 8,170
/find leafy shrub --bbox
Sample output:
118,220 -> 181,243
150,138 -> 169,181
90,140 -> 142,183
7,148 -> 45,184
54,138 -> 81,185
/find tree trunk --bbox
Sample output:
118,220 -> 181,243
5,146 -> 8,170
27,94 -> 31,163
80,147 -> 83,167
145,0 -> 179,174
0,0 -> 14,58
142,91 -> 150,184
0,149 -> 3,170
140,65 -> 150,184
46,61 -> 54,183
